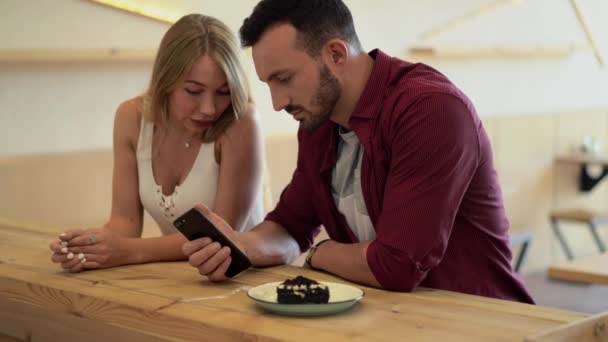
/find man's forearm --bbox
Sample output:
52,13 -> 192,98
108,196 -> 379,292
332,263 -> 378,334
311,240 -> 381,288
242,220 -> 301,266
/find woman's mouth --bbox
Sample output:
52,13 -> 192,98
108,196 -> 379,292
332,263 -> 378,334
191,118 -> 212,128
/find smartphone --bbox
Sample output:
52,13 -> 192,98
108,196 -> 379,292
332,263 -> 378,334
173,208 -> 251,278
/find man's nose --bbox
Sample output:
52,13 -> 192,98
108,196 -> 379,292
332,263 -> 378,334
270,88 -> 289,112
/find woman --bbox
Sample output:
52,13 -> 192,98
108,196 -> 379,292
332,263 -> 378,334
49,14 -> 264,272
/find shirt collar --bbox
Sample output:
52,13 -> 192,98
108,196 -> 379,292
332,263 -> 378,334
349,49 -> 392,121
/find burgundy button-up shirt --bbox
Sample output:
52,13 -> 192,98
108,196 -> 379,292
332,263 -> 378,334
266,49 -> 534,303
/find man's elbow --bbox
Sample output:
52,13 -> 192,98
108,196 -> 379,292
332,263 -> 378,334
367,244 -> 427,292
374,271 -> 421,292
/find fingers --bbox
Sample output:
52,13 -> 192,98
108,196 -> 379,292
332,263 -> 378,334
193,203 -> 232,231
49,239 -> 69,253
55,252 -> 86,271
58,229 -> 86,242
193,202 -> 212,216
186,240 -> 232,279
208,256 -> 231,282
182,237 -> 212,256
187,242 -> 221,268
55,252 -> 100,272
68,233 -> 99,247
197,246 -> 231,278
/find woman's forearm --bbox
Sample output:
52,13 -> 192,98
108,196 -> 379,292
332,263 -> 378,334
125,233 -> 188,264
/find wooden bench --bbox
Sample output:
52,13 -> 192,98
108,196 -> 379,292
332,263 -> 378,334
511,231 -> 533,273
550,209 -> 608,260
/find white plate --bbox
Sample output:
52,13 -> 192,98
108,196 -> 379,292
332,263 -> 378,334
247,281 -> 364,316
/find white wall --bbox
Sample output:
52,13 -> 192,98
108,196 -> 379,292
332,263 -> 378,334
1,0 -> 607,156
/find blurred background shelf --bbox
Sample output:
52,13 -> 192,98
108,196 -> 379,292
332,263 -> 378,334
0,48 -> 156,63
404,46 -> 583,60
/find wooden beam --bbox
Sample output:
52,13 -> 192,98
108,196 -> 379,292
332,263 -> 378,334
419,0 -> 524,40
0,48 -> 156,63
405,46 -> 579,60
86,0 -> 176,24
569,0 -> 604,67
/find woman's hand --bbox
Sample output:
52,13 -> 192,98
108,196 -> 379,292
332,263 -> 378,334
49,227 -> 134,272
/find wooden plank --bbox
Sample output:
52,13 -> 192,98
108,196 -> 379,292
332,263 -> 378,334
406,46 -> 577,60
525,311 -> 608,341
418,0 -> 521,40
0,48 -> 156,63
556,154 -> 608,166
549,253 -> 608,285
569,0 -> 605,67
0,297 -> 169,342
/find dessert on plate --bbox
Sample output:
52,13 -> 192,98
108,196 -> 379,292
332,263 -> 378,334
277,276 -> 330,304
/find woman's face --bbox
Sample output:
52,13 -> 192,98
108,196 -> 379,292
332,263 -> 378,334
168,54 -> 232,134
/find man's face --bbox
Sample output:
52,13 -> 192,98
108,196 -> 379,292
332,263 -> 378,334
252,24 -> 341,131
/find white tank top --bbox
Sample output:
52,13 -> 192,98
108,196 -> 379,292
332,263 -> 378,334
137,117 -> 263,235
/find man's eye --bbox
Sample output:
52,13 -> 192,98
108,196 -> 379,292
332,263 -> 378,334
185,89 -> 201,95
277,76 -> 291,84
217,90 -> 231,96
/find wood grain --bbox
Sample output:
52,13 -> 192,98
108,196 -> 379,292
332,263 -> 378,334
525,311 -> 608,342
0,221 -> 590,341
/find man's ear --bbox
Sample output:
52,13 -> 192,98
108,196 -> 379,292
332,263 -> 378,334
324,39 -> 348,66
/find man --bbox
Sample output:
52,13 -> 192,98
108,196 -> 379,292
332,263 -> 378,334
183,0 -> 534,303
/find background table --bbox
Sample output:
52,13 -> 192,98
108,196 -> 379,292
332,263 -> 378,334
549,253 -> 608,285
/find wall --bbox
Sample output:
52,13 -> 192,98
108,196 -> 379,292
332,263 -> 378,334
1,0 -> 608,272
1,0 -> 608,156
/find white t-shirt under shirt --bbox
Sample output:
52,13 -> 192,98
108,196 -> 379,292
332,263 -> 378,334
331,127 -> 375,242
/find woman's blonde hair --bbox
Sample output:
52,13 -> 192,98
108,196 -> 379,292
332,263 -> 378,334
143,14 -> 251,142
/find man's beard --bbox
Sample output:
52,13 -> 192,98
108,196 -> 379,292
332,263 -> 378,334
299,64 -> 341,131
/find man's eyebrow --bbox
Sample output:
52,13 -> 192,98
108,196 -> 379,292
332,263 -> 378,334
263,69 -> 289,82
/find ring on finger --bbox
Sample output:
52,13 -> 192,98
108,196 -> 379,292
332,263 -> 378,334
88,234 -> 97,244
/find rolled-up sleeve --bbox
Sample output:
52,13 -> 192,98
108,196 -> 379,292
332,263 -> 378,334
366,93 -> 480,291
265,130 -> 321,253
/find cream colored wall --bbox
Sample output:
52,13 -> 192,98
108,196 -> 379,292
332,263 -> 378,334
1,1 -> 608,270
2,112 -> 608,271
2,0 -> 608,156
483,111 -> 608,272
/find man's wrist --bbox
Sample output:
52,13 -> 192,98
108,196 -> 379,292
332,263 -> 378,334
305,238 -> 331,269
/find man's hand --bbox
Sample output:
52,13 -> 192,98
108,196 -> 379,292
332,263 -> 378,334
182,203 -> 247,281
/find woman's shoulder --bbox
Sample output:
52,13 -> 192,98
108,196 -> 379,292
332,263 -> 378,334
114,96 -> 144,145
225,103 -> 260,137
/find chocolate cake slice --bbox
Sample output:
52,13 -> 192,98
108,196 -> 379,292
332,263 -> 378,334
277,276 -> 330,304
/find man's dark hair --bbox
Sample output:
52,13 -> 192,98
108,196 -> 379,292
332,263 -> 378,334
239,0 -> 362,56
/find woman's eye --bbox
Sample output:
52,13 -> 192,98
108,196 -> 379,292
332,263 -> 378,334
185,88 -> 201,95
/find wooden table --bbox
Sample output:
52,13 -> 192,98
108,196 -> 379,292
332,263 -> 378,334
549,253 -> 608,285
0,219 -> 588,341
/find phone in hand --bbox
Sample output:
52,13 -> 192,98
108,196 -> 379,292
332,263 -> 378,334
173,208 -> 251,278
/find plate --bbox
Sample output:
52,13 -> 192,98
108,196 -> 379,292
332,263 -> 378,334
247,281 -> 364,316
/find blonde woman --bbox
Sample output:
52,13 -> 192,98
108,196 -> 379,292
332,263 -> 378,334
49,14 -> 264,272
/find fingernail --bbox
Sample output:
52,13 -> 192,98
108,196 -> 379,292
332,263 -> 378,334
60,232 -> 66,237
77,253 -> 85,260
67,252 -> 74,260
61,247 -> 68,253
80,258 -> 87,264
60,241 -> 68,246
